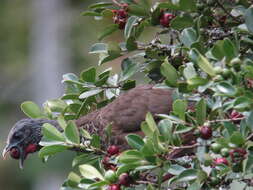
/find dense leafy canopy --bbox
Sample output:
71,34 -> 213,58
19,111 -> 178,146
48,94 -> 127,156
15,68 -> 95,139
21,0 -> 253,189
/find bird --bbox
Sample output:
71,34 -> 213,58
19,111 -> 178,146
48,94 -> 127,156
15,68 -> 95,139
2,85 -> 192,169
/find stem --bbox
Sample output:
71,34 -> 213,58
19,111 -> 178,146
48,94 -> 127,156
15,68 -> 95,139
207,117 -> 245,124
168,143 -> 199,150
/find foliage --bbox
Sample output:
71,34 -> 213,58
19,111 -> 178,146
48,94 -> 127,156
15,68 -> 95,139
21,0 -> 253,189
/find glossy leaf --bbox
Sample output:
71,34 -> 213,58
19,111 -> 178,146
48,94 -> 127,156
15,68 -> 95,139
173,99 -> 187,120
124,16 -> 139,39
189,49 -> 215,76
65,121 -> 80,144
79,89 -> 103,99
126,134 -> 144,150
79,164 -> 104,180
42,123 -> 65,142
161,58 -> 178,87
196,99 -> 206,125
39,145 -> 67,158
80,67 -> 96,83
21,101 -> 44,118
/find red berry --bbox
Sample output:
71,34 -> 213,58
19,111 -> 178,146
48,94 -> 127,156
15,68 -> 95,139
108,184 -> 121,190
107,145 -> 120,155
229,148 -> 247,162
214,158 -> 229,166
159,13 -> 175,27
117,9 -> 127,18
25,144 -> 37,153
10,147 -> 20,159
119,173 -> 131,186
200,126 -> 212,140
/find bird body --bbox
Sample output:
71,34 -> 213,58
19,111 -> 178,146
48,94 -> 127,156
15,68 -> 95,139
76,85 -> 172,147
2,85 -> 173,168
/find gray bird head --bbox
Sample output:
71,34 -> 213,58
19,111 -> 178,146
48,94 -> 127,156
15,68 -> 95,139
2,118 -> 57,169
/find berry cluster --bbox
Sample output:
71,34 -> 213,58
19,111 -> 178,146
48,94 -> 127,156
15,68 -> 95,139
112,5 -> 128,30
102,145 -> 132,190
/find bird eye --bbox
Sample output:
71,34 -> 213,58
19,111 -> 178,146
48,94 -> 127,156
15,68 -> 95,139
13,133 -> 23,140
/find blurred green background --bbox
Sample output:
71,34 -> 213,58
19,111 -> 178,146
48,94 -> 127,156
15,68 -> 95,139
0,0 -> 116,189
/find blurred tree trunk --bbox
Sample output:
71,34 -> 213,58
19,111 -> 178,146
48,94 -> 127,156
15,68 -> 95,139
30,0 -> 70,105
30,0 -> 70,189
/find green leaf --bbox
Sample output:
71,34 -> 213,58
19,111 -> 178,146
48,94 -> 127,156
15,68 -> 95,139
234,96 -> 253,111
90,135 -> 101,148
158,119 -> 173,141
189,49 -> 215,76
223,122 -> 238,136
89,43 -> 107,54
179,0 -> 197,12
210,39 -> 238,62
167,164 -> 186,175
128,5 -> 147,16
183,63 -> 197,80
65,121 -> 80,144
57,115 -> 67,130
245,7 -> 253,33
180,28 -> 197,48
119,150 -> 144,164
67,172 -> 81,187
187,77 -> 208,87
173,99 -> 187,120
79,89 -> 103,99
243,154 -> 253,172
79,164 -> 104,180
42,123 -> 65,142
80,67 -> 96,82
196,99 -> 206,125
125,134 -> 144,150
120,58 -> 140,82
176,169 -> 198,182
39,145 -> 67,158
44,99 -> 68,113
98,24 -> 118,41
124,16 -> 139,39
116,163 -> 139,176
126,36 -> 138,51
216,82 -> 236,96
145,112 -> 157,133
161,58 -> 178,87
246,111 -> 253,130
72,154 -> 98,167
21,101 -> 44,118
171,14 -> 194,30
223,38 -> 238,61
230,131 -> 245,146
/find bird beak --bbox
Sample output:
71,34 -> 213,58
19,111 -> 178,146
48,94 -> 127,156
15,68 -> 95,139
2,145 -> 10,160
19,150 -> 26,170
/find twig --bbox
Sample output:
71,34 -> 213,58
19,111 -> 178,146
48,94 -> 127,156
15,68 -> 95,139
168,143 -> 199,150
214,0 -> 241,23
207,117 -> 245,124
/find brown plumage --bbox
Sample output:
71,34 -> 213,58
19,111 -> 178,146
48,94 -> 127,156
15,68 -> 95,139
76,85 -> 172,148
